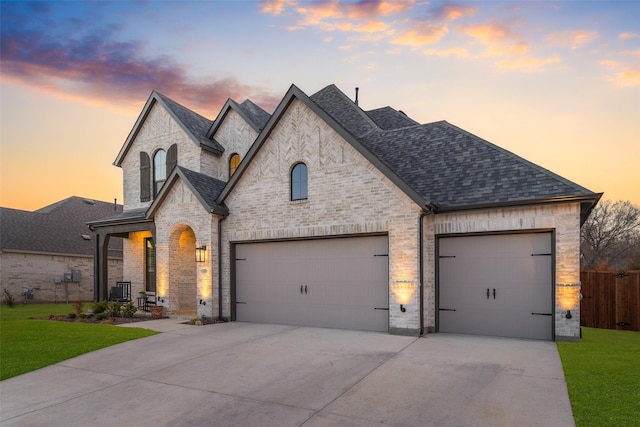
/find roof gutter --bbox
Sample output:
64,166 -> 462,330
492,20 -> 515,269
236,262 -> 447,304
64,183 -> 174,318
429,193 -> 602,214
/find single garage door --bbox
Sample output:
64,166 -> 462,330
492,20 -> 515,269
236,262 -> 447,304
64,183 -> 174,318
438,233 -> 553,340
234,235 -> 389,332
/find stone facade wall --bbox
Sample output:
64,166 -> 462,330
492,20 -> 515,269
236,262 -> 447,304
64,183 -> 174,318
423,202 -> 582,340
222,99 -> 423,335
1,252 -> 122,302
123,231 -> 152,295
153,180 -> 219,318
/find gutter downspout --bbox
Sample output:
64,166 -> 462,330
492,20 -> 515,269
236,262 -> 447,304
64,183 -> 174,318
419,202 -> 436,336
419,212 -> 426,336
218,212 -> 229,322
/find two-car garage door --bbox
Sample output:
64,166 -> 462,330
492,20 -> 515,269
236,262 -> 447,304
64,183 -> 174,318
438,233 -> 553,340
234,235 -> 389,332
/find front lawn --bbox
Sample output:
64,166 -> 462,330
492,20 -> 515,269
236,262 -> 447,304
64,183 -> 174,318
0,303 -> 158,380
558,327 -> 640,427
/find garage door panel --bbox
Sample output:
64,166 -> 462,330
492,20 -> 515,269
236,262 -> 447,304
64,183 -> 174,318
235,236 -> 389,332
439,233 -> 553,340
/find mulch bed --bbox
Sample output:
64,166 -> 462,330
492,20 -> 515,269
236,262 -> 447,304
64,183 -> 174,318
45,313 -> 222,325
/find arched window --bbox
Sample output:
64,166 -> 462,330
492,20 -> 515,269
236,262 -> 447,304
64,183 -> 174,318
291,162 -> 308,201
153,149 -> 167,196
229,153 -> 240,177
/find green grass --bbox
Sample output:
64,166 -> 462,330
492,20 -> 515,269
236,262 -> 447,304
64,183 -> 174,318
558,327 -> 640,427
0,303 -> 158,380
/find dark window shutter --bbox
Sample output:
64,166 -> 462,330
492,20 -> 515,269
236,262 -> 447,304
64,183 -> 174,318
140,152 -> 151,202
167,144 -> 178,174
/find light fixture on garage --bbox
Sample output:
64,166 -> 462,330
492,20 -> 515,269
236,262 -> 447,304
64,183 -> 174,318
565,310 -> 572,319
195,245 -> 207,262
400,304 -> 407,313
199,299 -> 206,305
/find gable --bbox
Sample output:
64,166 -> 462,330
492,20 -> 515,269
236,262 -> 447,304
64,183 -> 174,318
218,84 -> 426,208
222,98 -> 420,236
114,92 -> 220,168
209,109 -> 260,181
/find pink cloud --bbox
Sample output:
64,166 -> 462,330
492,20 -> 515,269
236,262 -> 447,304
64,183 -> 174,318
546,30 -> 598,49
0,27 -> 280,116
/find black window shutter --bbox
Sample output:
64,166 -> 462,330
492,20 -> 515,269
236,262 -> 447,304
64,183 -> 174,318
167,144 -> 178,174
140,152 -> 151,202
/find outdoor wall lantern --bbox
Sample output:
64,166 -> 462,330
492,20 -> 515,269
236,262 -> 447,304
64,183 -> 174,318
195,245 -> 207,262
400,304 -> 407,313
565,310 -> 572,319
199,299 -> 206,305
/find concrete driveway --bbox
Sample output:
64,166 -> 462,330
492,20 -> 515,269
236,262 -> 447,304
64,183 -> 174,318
1,321 -> 575,426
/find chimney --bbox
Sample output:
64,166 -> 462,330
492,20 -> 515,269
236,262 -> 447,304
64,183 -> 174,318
114,198 -> 117,210
355,87 -> 359,106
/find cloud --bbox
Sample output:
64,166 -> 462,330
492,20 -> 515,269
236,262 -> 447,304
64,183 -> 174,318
546,30 -> 597,49
599,60 -> 640,87
458,20 -> 520,44
619,32 -> 640,40
265,0 -> 413,33
431,4 -> 476,21
422,47 -> 469,58
496,56 -> 561,71
260,0 -> 297,16
0,26 -> 281,115
392,24 -> 448,46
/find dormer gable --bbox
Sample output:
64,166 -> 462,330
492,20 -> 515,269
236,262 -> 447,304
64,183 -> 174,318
207,98 -> 270,140
114,91 -> 220,167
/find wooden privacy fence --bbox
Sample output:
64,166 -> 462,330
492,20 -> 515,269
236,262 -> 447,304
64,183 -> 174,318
580,270 -> 640,331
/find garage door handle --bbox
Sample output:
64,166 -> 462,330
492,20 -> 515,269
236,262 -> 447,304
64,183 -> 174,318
300,285 -> 303,295
531,312 -> 551,316
486,288 -> 490,299
305,285 -> 308,295
493,288 -> 496,299
439,308 -> 456,311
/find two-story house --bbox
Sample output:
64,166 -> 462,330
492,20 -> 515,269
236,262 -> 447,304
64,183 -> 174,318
89,84 -> 601,341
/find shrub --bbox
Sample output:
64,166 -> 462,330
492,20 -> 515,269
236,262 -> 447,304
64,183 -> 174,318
105,301 -> 122,317
2,289 -> 15,307
96,313 -> 108,321
121,302 -> 137,318
72,301 -> 84,316
91,300 -> 108,315
67,313 -> 76,319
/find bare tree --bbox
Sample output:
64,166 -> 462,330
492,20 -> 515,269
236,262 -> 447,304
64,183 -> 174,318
581,200 -> 640,270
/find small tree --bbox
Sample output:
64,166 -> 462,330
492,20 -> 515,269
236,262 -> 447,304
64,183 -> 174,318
581,200 -> 640,270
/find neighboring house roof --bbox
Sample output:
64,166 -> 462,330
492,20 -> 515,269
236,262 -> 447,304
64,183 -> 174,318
114,91 -> 222,166
0,197 -> 123,257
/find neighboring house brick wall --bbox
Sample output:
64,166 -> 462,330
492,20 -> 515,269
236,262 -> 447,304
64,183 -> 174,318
423,202 -> 582,340
121,104 -> 207,210
222,99 -> 423,334
1,252 -> 122,302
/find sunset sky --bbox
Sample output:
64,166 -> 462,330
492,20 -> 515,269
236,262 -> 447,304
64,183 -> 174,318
1,0 -> 639,211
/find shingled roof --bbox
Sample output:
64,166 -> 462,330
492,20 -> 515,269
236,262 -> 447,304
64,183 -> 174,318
1,197 -> 123,257
309,84 -> 599,212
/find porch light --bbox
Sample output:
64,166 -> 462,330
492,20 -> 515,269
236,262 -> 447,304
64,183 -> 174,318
195,245 -> 207,262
